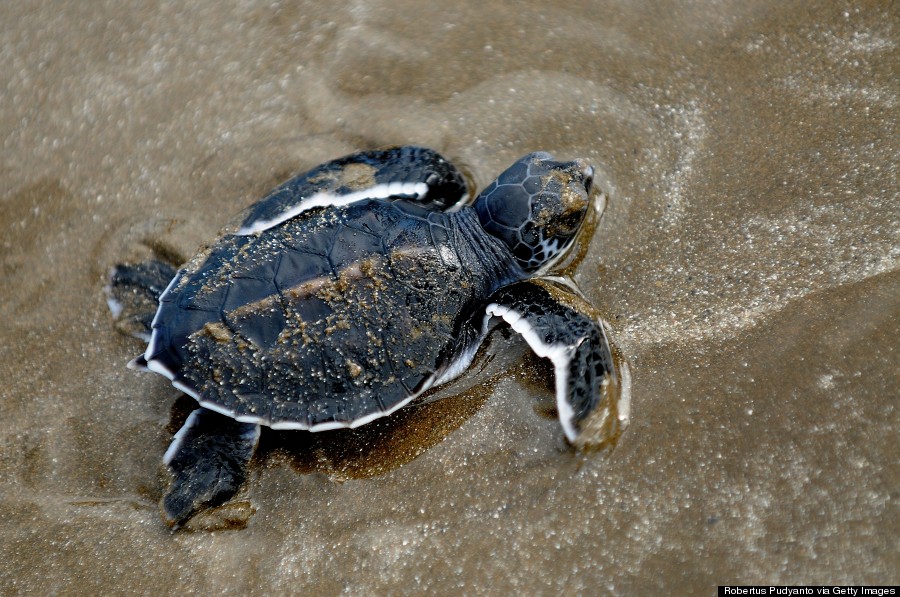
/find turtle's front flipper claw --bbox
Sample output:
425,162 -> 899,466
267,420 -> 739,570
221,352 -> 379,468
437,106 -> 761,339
162,408 -> 260,529
485,281 -> 622,448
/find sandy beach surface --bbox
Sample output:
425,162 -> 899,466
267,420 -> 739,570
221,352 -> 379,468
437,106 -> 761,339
1,1 -> 897,594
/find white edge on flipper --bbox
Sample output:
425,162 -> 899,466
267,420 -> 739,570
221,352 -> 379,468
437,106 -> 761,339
105,293 -> 123,318
617,357 -> 632,424
483,303 -> 580,442
236,182 -> 429,236
163,409 -> 201,465
162,408 -> 262,466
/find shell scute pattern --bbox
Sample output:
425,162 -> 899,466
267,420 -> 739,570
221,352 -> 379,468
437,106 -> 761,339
166,200 -> 495,428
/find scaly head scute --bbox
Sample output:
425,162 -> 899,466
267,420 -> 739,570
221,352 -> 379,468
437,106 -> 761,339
474,152 -> 594,272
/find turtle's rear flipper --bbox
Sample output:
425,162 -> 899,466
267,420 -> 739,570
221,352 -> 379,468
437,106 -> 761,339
162,408 -> 260,529
484,281 -> 622,448
105,261 -> 178,340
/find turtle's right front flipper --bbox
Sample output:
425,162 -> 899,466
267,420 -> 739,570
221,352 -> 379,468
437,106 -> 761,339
484,281 -> 622,448
162,407 -> 260,529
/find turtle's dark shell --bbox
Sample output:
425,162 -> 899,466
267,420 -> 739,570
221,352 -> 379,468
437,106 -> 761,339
144,193 -> 517,431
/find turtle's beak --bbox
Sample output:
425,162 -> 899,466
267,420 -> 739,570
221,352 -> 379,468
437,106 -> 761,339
575,159 -> 594,179
574,159 -> 595,194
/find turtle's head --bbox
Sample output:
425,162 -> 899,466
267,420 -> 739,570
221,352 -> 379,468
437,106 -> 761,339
474,152 -> 594,272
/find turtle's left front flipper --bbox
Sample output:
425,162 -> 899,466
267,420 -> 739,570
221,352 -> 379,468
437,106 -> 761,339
161,407 -> 260,529
485,281 -> 622,448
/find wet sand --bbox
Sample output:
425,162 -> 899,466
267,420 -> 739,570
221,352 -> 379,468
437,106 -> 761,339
1,1 -> 897,593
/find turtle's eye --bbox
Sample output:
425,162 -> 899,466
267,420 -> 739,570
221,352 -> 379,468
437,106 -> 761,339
553,210 -> 584,237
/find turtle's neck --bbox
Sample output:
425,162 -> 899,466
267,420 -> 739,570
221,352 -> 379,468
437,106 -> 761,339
449,206 -> 525,292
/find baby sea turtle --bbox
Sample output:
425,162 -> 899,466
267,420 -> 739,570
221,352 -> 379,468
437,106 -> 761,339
107,146 -> 621,528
